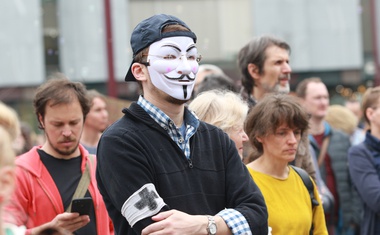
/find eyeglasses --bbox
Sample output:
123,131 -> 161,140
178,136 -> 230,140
142,53 -> 202,63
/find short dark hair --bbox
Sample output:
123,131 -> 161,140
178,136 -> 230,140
238,35 -> 290,97
245,94 -> 309,156
34,73 -> 91,129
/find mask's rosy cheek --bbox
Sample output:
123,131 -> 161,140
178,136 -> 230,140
192,66 -> 198,74
190,62 -> 199,74
150,60 -> 179,73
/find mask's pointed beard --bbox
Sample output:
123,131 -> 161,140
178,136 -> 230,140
183,85 -> 187,99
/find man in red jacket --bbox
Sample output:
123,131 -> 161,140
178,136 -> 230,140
3,74 -> 113,235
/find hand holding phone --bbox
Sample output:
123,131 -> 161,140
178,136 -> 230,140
71,197 -> 93,215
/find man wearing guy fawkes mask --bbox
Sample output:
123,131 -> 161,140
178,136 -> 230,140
96,14 -> 268,235
145,36 -> 199,103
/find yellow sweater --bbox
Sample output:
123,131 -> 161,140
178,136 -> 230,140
247,166 -> 328,235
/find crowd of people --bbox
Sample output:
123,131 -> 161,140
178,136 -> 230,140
0,13 -> 378,235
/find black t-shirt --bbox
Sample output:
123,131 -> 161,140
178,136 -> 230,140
38,149 -> 97,235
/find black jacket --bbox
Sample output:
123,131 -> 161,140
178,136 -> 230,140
96,102 -> 268,235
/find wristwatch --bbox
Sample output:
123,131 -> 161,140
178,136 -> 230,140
207,216 -> 217,235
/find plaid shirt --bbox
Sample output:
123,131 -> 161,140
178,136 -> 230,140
137,96 -> 198,159
137,95 -> 252,235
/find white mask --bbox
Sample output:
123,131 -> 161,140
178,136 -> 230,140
146,37 -> 200,100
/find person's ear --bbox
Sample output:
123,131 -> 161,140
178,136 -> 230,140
366,107 -> 374,123
247,63 -> 260,80
131,63 -> 148,82
0,166 -> 15,204
256,136 -> 263,143
38,114 -> 45,129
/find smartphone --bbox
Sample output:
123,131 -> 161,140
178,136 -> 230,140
71,197 -> 93,215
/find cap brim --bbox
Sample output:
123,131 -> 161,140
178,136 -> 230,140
125,61 -> 137,81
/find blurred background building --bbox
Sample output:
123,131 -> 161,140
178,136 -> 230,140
0,0 -> 378,130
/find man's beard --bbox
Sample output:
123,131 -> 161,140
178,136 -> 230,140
263,82 -> 290,95
46,134 -> 79,157
165,95 -> 189,105
274,74 -> 291,94
150,83 -> 190,105
274,83 -> 290,94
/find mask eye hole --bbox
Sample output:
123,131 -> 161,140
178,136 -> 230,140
143,53 -> 202,63
163,55 -> 176,60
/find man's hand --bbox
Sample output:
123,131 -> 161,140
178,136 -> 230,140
31,212 -> 90,234
141,209 -> 208,235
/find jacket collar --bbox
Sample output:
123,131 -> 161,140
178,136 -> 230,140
16,144 -> 89,178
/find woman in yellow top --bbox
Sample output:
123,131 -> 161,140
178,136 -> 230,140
245,94 -> 327,235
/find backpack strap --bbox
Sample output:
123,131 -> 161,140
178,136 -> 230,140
290,165 -> 319,207
66,154 -> 94,212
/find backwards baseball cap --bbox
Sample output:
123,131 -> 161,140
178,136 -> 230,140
125,14 -> 197,81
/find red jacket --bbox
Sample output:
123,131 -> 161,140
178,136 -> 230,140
3,145 -> 114,235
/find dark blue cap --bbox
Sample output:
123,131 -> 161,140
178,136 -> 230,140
125,14 -> 197,81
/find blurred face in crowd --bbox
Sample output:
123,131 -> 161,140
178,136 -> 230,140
146,36 -> 200,101
194,70 -> 211,93
257,124 -> 301,164
302,82 -> 330,120
226,124 -> 249,159
85,97 -> 109,132
0,127 -> 15,208
366,97 -> 380,129
40,98 -> 84,159
345,100 -> 362,122
12,132 -> 26,155
255,45 -> 291,95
